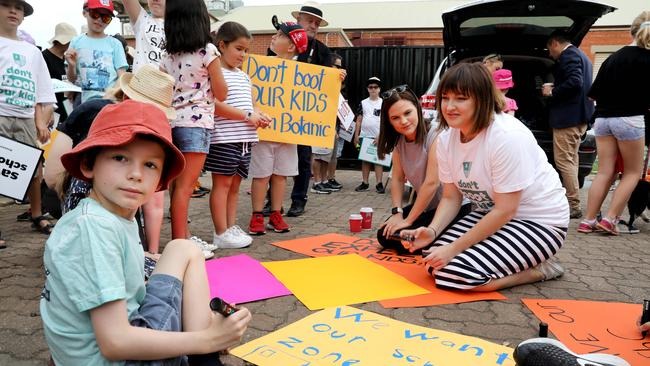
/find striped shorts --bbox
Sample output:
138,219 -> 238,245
426,211 -> 567,290
204,142 -> 255,178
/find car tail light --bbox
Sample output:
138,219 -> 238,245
420,94 -> 436,110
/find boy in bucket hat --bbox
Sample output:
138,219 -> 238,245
247,17 -> 307,235
41,100 -> 252,365
0,0 -> 57,239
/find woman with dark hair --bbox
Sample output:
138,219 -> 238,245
400,63 -> 569,291
375,85 -> 470,251
162,0 -> 227,247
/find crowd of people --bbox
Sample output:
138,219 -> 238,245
1,0 -> 649,364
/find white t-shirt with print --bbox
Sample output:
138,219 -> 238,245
211,67 -> 258,144
436,112 -> 569,227
359,97 -> 382,138
161,43 -> 220,129
131,11 -> 164,71
0,37 -> 55,118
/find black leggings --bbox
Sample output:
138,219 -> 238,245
376,202 -> 472,253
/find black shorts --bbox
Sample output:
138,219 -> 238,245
204,142 -> 255,178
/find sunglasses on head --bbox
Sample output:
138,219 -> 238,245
381,84 -> 414,99
87,9 -> 113,24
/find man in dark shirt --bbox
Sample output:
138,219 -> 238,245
42,23 -> 77,123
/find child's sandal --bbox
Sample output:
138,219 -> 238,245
31,215 -> 54,235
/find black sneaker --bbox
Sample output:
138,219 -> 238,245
16,210 -> 32,222
311,183 -> 332,194
376,182 -> 386,194
321,181 -> 341,192
514,338 -> 630,366
355,182 -> 369,192
287,200 -> 305,217
327,178 -> 343,190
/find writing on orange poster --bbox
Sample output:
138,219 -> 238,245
272,233 -> 506,307
523,299 -> 648,365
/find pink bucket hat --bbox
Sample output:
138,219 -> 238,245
493,69 -> 514,89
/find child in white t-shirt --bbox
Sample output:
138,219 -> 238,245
401,63 -> 568,292
354,76 -> 385,193
123,0 -> 165,71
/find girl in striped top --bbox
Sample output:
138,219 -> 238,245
206,22 -> 270,248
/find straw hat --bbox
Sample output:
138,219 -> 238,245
292,1 -> 328,27
119,64 -> 176,120
49,23 -> 77,45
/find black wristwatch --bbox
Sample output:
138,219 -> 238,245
391,207 -> 403,215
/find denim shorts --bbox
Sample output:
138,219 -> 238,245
127,274 -> 188,366
593,117 -> 645,141
172,127 -> 210,153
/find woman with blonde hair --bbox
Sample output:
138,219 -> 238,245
579,11 -> 650,235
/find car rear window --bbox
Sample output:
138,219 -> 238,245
461,16 -> 573,29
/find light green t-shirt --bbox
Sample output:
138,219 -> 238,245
40,198 -> 145,365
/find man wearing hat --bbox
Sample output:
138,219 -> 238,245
42,23 -> 78,123
0,0 -> 57,238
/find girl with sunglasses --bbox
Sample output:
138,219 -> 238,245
65,0 -> 128,103
376,85 -> 471,252
400,63 -> 569,292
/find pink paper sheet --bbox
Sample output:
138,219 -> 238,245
205,254 -> 291,304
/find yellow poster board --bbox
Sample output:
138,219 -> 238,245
232,306 -> 515,366
243,54 -> 341,148
262,254 -> 428,310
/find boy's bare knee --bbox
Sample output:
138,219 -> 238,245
163,239 -> 202,259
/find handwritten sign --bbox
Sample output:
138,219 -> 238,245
523,299 -> 647,365
262,254 -> 428,310
338,122 -> 355,143
358,137 -> 391,167
244,54 -> 341,148
272,234 -> 506,307
337,94 -> 355,131
232,305 -> 515,366
0,135 -> 43,201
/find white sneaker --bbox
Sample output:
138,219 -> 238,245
213,226 -> 252,249
514,338 -> 630,366
190,235 -> 218,251
535,258 -> 564,281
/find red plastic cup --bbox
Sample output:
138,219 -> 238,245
360,207 -> 373,230
349,214 -> 363,233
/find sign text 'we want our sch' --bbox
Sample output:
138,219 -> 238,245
244,54 -> 341,148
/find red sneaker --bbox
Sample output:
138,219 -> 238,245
248,213 -> 266,235
267,211 -> 290,233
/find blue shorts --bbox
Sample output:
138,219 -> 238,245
172,127 -> 210,153
127,274 -> 187,366
204,142 -> 255,178
593,117 -> 645,141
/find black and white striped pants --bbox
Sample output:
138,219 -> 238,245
426,211 -> 567,290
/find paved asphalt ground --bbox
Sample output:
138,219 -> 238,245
1,170 -> 648,365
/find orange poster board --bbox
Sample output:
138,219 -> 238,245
272,233 -> 505,307
523,299 -> 648,365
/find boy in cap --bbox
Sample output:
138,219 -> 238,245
65,0 -> 128,102
41,100 -> 252,365
248,17 -> 307,235
354,76 -> 385,193
0,0 -> 57,237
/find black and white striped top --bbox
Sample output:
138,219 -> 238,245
210,67 -> 258,144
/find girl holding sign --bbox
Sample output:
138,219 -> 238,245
161,0 -> 227,246
375,85 -> 471,252
206,22 -> 271,248
401,63 -> 569,291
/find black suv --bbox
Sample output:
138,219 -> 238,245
421,0 -> 617,187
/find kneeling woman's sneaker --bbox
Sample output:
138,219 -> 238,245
514,338 -> 630,366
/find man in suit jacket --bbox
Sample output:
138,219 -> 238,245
543,30 -> 595,219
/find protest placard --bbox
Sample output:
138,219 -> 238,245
523,299 -> 647,365
243,54 -> 341,148
272,234 -> 506,307
337,94 -> 355,131
231,305 -> 515,366
338,122 -> 354,143
0,135 -> 43,201
358,137 -> 391,167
